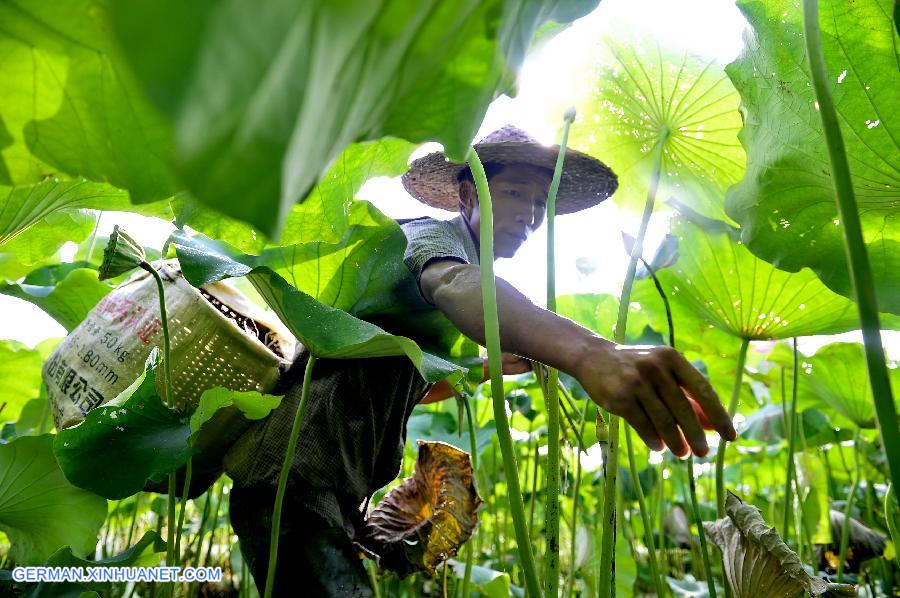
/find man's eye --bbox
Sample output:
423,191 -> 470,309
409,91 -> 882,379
508,189 -> 520,197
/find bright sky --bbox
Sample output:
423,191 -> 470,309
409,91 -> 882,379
2,0 -> 897,358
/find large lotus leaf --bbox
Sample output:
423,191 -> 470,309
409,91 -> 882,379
0,434 -> 107,565
53,365 -> 194,499
725,0 -> 900,314
704,492 -> 856,598
796,453 -> 830,545
179,202 -> 478,361
0,211 -> 94,278
172,236 -> 463,383
174,138 -> 417,253
172,201 -> 410,317
110,0 -> 599,237
0,340 -> 43,425
189,387 -> 283,437
741,405 -> 852,447
0,0 -> 176,200
771,342 -> 900,429
635,216 -> 900,345
0,179 -> 171,280
1,268 -> 110,331
570,40 -> 745,220
359,440 -> 482,577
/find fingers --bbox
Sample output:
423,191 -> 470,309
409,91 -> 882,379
621,402 -> 664,453
689,397 -> 715,430
654,371 -> 709,456
667,349 -> 737,441
636,387 -> 690,457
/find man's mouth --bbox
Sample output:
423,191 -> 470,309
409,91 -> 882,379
504,230 -> 527,243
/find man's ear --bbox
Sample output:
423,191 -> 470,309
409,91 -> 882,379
458,180 -> 477,217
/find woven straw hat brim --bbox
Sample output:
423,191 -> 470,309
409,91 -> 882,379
401,142 -> 618,215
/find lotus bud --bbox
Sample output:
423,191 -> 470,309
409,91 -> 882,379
98,225 -> 147,281
563,106 -> 577,123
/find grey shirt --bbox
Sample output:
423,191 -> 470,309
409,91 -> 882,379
223,214 -> 480,532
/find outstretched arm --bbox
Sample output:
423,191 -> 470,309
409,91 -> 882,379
420,258 -> 737,457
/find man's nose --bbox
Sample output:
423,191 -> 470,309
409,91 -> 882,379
514,203 -> 539,229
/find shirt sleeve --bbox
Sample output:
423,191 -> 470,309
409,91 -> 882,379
400,218 -> 471,304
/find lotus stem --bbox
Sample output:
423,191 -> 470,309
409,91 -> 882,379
625,427 -> 667,597
716,338 -> 749,517
563,395 -> 591,598
837,427 -> 862,581
687,455 -> 717,597
142,264 -> 177,571
534,109 -> 575,596
802,0 -> 900,509
599,126 -> 670,597
174,457 -> 193,565
125,492 -> 142,550
467,148 -> 541,598
782,338 -> 799,542
641,256 -> 716,597
264,355 -> 316,598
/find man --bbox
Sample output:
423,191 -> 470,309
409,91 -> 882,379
225,126 -> 737,596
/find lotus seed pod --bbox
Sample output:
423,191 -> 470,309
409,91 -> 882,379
98,225 -> 146,280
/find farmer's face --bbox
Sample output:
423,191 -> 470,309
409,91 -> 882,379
460,164 -> 552,259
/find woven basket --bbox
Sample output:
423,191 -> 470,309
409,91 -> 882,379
44,259 -> 294,429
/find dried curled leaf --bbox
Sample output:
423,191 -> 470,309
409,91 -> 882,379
358,440 -> 482,577
704,492 -> 856,598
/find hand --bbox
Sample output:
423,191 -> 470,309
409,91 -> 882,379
574,343 -> 736,457
482,352 -> 532,379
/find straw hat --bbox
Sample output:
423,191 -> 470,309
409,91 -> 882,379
401,125 -> 618,215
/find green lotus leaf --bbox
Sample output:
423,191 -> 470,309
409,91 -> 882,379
725,0 -> 900,313
1,268 -> 111,331
704,492 -> 856,597
796,452 -> 831,545
739,405 -> 851,448
0,434 -> 107,565
635,216 -> 900,344
110,0 -> 599,237
0,340 -> 44,425
172,232 -> 464,383
0,179 -> 170,280
771,342 -> 900,429
570,40 -> 745,220
557,293 -> 650,342
0,0 -> 177,201
189,387 -> 283,438
53,364 -> 194,499
171,199 -> 478,360
0,211 -> 94,278
173,137 -> 417,253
